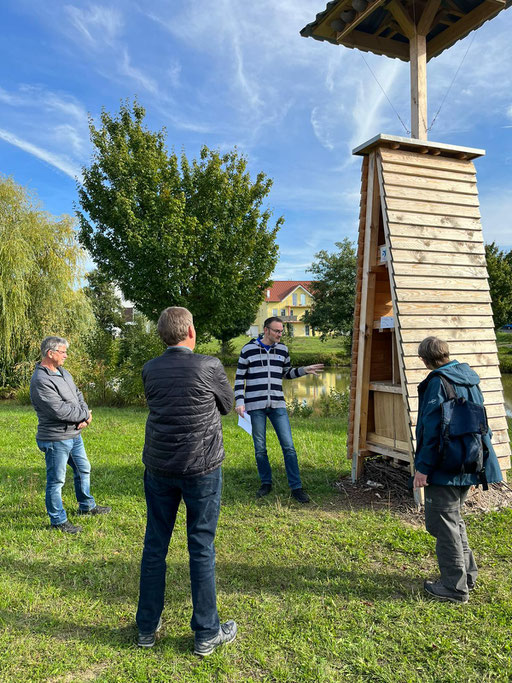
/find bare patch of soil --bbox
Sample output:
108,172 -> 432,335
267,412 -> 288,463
334,457 -> 512,521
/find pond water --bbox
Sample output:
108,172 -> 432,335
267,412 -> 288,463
224,367 -> 512,417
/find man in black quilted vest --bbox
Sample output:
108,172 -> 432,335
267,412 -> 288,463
136,307 -> 236,656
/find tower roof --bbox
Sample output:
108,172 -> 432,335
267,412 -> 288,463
301,0 -> 510,61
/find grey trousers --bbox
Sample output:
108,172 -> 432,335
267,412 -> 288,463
424,484 -> 478,595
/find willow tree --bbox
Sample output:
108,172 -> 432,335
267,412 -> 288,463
77,101 -> 281,348
0,177 -> 93,386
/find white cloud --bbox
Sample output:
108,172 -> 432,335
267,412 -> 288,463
53,124 -> 86,155
310,107 -> 335,151
65,4 -> 123,46
0,128 -> 81,180
168,60 -> 182,88
0,85 -> 89,181
119,50 -> 158,93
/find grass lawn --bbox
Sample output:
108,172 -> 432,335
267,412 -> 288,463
1,404 -> 511,682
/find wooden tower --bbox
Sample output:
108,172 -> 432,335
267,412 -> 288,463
301,1 -> 512,487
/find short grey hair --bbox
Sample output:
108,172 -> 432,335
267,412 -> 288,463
157,307 -> 193,346
41,336 -> 69,358
418,336 -> 450,369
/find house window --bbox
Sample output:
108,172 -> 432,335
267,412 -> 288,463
290,309 -> 294,316
292,293 -> 297,306
300,294 -> 306,305
272,308 -> 278,316
305,324 -> 310,336
280,309 -> 286,316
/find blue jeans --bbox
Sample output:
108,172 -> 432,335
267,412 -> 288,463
36,435 -> 96,526
250,407 -> 302,490
136,467 -> 222,638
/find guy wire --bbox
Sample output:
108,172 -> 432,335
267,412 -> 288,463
358,0 -> 476,136
428,32 -> 477,131
358,51 -> 410,135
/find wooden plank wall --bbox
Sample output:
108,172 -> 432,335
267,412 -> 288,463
377,147 -> 511,471
347,156 -> 369,459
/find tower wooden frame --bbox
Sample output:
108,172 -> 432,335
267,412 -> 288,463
301,1 -> 512,493
346,134 -> 511,482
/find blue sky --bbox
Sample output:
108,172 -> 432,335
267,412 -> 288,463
1,0 -> 511,280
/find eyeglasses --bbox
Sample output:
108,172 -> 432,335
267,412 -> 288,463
52,349 -> 67,355
268,328 -> 284,335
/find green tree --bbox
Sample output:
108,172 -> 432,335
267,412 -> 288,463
77,101 -> 281,349
116,312 -> 164,405
303,238 -> 357,338
0,176 -> 93,387
84,269 -> 125,336
485,242 -> 512,329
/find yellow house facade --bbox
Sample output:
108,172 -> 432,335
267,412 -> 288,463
249,281 -> 315,337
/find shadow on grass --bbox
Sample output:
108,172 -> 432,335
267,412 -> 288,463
0,461 -> 347,508
0,607 -> 194,654
2,553 -> 417,615
0,555 -> 418,649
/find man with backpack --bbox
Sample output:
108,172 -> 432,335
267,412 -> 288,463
413,336 -> 502,603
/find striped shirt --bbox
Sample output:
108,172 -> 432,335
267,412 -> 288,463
234,338 -> 306,411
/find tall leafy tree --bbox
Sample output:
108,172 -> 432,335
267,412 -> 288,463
303,238 -> 357,338
0,176 -> 93,386
84,269 -> 125,336
485,242 -> 512,329
77,101 -> 281,346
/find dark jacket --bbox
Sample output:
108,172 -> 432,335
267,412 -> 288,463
142,346 -> 234,477
415,360 -> 502,486
30,363 -> 90,441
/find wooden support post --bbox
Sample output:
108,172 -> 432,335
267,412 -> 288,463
410,34 -> 427,140
351,153 -> 377,482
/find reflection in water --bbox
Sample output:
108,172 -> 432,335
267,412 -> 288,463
224,367 -> 350,405
224,367 -> 512,418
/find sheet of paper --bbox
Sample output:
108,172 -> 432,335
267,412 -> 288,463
237,411 -> 252,435
379,316 -> 394,329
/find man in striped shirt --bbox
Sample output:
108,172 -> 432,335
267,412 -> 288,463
234,317 -> 324,503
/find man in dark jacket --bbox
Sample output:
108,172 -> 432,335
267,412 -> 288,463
30,336 -> 111,534
136,306 -> 236,655
413,336 -> 502,603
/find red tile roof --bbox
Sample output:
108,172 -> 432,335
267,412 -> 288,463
265,281 -> 313,302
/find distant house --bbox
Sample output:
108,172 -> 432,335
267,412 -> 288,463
248,281 -> 315,338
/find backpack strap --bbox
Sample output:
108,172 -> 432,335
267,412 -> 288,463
478,468 -> 489,491
439,375 -> 456,401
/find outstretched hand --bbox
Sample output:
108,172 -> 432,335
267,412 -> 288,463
304,364 -> 324,376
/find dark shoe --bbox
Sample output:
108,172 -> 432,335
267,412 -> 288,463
137,616 -> 162,648
52,520 -> 82,534
256,484 -> 272,498
77,505 -> 111,516
291,488 -> 310,504
424,580 -> 469,604
467,578 -> 477,591
194,620 -> 237,657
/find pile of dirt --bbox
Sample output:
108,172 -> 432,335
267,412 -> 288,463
334,457 -> 512,519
